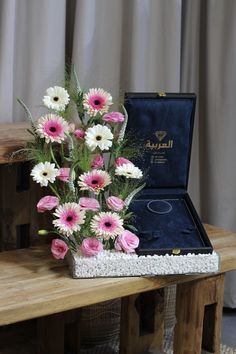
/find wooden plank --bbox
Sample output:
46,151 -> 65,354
37,312 -> 65,354
120,290 -> 164,354
0,320 -> 35,353
0,163 -> 30,250
64,309 -> 81,354
173,274 -> 224,353
0,225 -> 235,326
0,161 -> 49,250
0,122 -> 31,164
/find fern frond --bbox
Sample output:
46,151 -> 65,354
72,65 -> 81,94
124,183 -> 145,207
117,104 -> 128,144
17,98 -> 37,136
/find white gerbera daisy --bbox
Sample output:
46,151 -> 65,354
36,114 -> 70,143
115,163 -> 143,179
43,86 -> 70,111
85,124 -> 113,151
53,202 -> 86,236
83,88 -> 112,116
90,212 -> 124,240
30,162 -> 59,187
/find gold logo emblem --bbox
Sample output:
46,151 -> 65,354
155,131 -> 167,141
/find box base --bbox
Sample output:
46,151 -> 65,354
67,250 -> 220,278
129,193 -> 213,255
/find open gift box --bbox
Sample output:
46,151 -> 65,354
68,93 -> 219,278
123,92 -> 219,271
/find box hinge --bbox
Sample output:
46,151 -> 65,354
158,91 -> 166,97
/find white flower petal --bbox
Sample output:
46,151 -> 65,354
83,88 -> 112,116
43,86 -> 70,111
115,163 -> 143,179
36,114 -> 69,143
85,124 -> 113,151
78,169 -> 111,194
53,202 -> 85,236
30,162 -> 59,187
90,212 -> 124,240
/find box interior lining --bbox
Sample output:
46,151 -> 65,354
129,193 -> 211,255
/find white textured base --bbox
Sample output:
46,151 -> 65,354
67,250 -> 220,278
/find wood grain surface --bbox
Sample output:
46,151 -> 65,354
0,224 -> 235,326
0,123 -> 31,164
174,274 -> 224,353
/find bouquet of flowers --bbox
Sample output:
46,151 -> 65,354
18,72 -> 145,261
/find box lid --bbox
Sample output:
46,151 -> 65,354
124,93 -> 196,190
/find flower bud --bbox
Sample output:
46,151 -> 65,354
38,229 -> 49,235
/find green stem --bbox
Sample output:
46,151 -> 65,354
107,148 -> 116,173
60,143 -> 65,164
49,184 -> 61,199
98,192 -> 103,208
79,113 -> 85,127
44,229 -> 77,251
50,144 -> 60,168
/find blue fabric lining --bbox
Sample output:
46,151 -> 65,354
129,194 -> 203,250
125,95 -> 195,189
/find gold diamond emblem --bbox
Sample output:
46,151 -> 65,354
155,131 -> 167,141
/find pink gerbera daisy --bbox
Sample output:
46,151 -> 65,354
36,114 -> 69,143
83,88 -> 112,116
53,202 -> 85,236
78,170 -> 111,194
90,212 -> 124,240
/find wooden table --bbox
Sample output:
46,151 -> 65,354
0,124 -> 236,353
0,122 -> 30,163
0,224 -> 236,353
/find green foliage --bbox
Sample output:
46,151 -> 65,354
112,133 -> 144,162
70,141 -> 92,174
109,176 -> 144,201
26,140 -> 52,163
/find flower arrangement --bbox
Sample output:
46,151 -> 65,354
18,71 -> 145,261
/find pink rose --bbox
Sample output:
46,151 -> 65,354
80,238 -> 103,257
37,195 -> 59,213
102,111 -> 124,123
91,155 -> 104,169
51,239 -> 69,259
74,129 -> 85,139
79,197 -> 100,211
115,157 -> 133,167
115,230 -> 139,253
106,196 -> 124,212
56,168 -> 70,182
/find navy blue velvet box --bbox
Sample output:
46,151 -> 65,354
125,93 -> 213,256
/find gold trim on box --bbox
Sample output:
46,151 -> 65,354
172,248 -> 181,255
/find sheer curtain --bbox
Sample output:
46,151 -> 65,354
0,0 -> 66,121
0,0 -> 236,306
